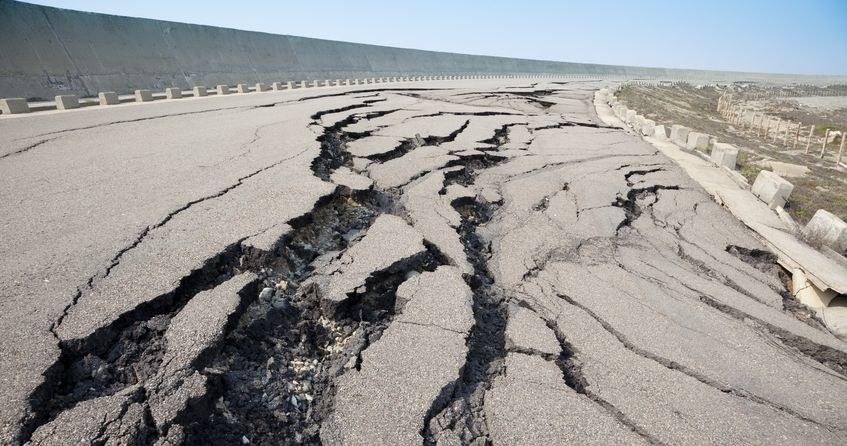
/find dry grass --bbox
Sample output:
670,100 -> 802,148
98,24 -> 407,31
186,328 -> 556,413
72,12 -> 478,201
616,84 -> 847,225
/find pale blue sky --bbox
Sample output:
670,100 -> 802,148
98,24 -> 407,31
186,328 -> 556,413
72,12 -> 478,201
26,0 -> 847,75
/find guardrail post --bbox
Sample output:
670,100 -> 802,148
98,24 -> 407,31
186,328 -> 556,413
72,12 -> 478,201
805,125 -> 815,154
135,89 -> 154,102
99,92 -> 119,105
0,98 -> 30,114
820,129 -> 830,158
55,94 -> 80,110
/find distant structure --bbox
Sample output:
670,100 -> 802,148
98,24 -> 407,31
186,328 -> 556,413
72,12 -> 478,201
1,0 -> 845,100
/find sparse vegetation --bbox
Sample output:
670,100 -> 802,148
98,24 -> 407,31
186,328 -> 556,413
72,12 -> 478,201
616,83 -> 847,224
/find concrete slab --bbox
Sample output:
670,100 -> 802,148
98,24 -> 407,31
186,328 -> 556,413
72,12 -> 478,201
710,142 -> 738,169
803,209 -> 847,254
670,124 -> 691,145
751,170 -> 794,209
686,132 -> 710,151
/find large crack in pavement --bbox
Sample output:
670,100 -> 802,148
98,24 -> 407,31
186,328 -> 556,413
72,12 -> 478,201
10,83 -> 847,446
421,130 -> 513,445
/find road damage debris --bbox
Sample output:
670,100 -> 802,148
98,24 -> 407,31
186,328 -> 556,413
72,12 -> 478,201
3,81 -> 847,446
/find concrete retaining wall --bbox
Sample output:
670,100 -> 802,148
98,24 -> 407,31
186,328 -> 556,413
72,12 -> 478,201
2,1 -> 846,100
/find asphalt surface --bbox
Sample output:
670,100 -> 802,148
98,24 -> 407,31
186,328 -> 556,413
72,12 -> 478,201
1,79 -> 846,445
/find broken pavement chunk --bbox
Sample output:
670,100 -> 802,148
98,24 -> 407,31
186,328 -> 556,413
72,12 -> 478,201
330,166 -> 374,191
504,305 -> 560,355
313,214 -> 427,315
146,273 -> 258,434
320,266 -> 472,446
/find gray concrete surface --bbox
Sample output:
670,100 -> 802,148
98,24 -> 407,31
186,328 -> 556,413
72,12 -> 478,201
3,1 -> 847,101
1,78 -> 846,445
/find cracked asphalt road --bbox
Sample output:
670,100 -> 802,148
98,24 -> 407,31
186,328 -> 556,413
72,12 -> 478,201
1,79 -> 846,445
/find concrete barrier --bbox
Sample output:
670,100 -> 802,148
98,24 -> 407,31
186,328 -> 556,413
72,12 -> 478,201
217,85 -> 230,95
135,89 -> 153,102
802,210 -> 847,253
653,124 -> 668,139
286,81 -> 293,89
255,83 -> 268,92
751,170 -> 794,209
624,109 -> 637,124
55,94 -> 80,110
710,142 -> 738,169
686,132 -> 710,151
237,84 -> 250,93
98,91 -> 119,105
311,80 -> 320,88
193,86 -> 207,97
165,87 -> 182,99
271,82 -> 282,91
1,98 -> 29,114
670,125 -> 691,145
299,81 -> 307,88
640,118 -> 656,136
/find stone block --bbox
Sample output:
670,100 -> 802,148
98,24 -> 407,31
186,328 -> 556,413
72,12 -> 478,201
98,92 -> 119,105
192,86 -> 207,97
670,125 -> 691,145
165,88 -> 182,99
255,83 -> 267,92
686,132 -> 710,151
751,170 -> 794,209
311,80 -> 320,88
135,89 -> 153,102
710,143 -> 738,169
821,306 -> 847,341
237,84 -> 250,93
55,94 -> 80,110
323,80 -> 332,87
344,79 -> 351,86
217,85 -> 230,95
640,119 -> 656,136
299,81 -> 307,88
0,98 -> 29,114
653,124 -> 668,139
271,82 -> 283,90
802,209 -> 847,253
286,81 -> 293,89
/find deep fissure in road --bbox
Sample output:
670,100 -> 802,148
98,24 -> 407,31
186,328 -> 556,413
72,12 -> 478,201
421,132 -> 513,444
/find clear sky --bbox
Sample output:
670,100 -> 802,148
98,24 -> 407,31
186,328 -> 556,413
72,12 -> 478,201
25,0 -> 847,75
